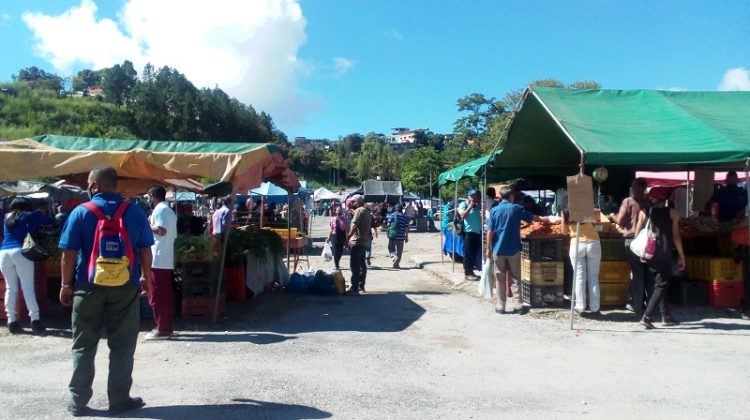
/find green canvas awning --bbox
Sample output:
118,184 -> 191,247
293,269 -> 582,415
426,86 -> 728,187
496,87 -> 750,173
438,153 -> 494,186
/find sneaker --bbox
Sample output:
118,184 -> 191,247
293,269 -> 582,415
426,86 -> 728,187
465,275 -> 479,281
359,284 -> 366,294
144,329 -> 172,340
366,258 -> 372,266
741,312 -> 750,321
345,287 -> 360,295
625,303 -> 635,313
67,404 -> 93,417
31,320 -> 46,336
8,321 -> 22,335
661,315 -> 680,327
639,316 -> 655,330
108,397 -> 146,415
517,305 -> 531,316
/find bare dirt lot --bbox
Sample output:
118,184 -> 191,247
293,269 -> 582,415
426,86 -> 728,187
1,217 -> 749,419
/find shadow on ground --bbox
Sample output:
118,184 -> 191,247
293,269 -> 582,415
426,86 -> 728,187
106,398 -> 332,420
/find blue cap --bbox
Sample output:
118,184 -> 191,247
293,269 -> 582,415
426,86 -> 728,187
467,189 -> 479,197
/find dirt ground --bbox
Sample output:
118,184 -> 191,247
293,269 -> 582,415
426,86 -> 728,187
1,216 -> 749,419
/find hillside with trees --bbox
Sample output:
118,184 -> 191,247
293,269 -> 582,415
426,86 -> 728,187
0,64 -> 597,196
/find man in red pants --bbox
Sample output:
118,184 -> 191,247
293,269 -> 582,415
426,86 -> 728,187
145,186 -> 177,340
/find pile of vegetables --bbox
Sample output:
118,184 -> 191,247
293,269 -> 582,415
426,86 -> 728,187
39,235 -> 62,261
520,222 -> 565,238
174,235 -> 213,264
226,228 -> 284,262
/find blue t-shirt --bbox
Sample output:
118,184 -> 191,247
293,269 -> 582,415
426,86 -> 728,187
1,211 -> 51,250
58,192 -> 154,286
711,186 -> 747,223
387,212 -> 410,241
487,201 -> 534,256
459,201 -> 482,234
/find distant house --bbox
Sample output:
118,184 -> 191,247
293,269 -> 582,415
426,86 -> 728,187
389,127 -> 425,144
86,86 -> 104,97
294,137 -> 331,150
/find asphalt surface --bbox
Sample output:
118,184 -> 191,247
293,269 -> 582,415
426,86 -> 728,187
1,217 -> 749,419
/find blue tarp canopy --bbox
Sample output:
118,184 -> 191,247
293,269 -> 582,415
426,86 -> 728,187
249,181 -> 310,204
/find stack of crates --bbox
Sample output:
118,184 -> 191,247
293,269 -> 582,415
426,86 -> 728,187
180,262 -> 226,318
520,239 -> 565,307
224,265 -> 247,301
686,257 -> 744,308
598,239 -> 630,306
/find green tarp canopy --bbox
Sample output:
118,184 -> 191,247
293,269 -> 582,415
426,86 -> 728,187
438,153 -> 494,186
495,87 -> 750,173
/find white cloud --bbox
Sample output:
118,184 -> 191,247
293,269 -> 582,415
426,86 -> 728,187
333,57 -> 355,77
384,27 -> 403,40
718,67 -> 750,91
22,0 -> 322,126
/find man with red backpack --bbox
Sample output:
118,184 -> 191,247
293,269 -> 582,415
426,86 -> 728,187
58,167 -> 154,417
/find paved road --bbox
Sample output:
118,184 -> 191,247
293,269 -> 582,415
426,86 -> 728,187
1,217 -> 749,419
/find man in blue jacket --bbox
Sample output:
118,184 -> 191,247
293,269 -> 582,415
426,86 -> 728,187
59,167 -> 154,417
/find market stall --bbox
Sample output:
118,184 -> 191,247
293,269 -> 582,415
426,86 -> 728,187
0,134 -> 301,324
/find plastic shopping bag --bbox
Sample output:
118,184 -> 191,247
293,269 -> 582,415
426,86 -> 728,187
322,243 -> 333,262
478,258 -> 494,299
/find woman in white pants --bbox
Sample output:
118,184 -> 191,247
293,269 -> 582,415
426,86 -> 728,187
1,198 -> 47,335
567,217 -> 602,315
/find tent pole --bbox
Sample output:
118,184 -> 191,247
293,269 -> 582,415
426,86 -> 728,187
260,195 -> 264,228
440,188 -> 444,264
452,182 -> 458,273
686,171 -> 691,218
287,191 -> 292,270
212,221 -> 231,326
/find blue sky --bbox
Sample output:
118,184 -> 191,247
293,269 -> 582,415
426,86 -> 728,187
0,0 -> 748,140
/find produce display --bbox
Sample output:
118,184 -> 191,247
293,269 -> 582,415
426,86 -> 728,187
520,222 -> 566,238
679,216 -> 740,234
227,228 -> 285,262
174,235 -> 213,264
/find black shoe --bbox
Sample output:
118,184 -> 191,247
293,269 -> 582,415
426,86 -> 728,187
640,316 -> 655,330
359,284 -> 366,293
31,320 -> 46,336
67,404 -> 93,417
366,258 -> 372,266
345,287 -> 360,295
8,321 -> 22,334
109,397 -> 146,415
517,305 -> 530,316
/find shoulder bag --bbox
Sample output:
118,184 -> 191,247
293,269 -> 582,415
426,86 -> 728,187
629,208 -> 656,260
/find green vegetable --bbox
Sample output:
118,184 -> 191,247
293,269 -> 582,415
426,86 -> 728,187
174,235 -> 213,264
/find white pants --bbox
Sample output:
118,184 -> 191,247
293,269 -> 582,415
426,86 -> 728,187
570,240 -> 601,313
0,248 -> 40,323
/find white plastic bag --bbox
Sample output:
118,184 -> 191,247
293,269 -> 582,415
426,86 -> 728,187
322,243 -> 333,262
478,258 -> 494,299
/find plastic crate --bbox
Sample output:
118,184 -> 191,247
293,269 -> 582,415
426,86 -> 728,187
687,257 -> 742,283
521,259 -> 564,286
599,261 -> 631,284
521,239 -> 564,262
182,293 -> 226,318
707,281 -> 743,308
600,282 -> 629,306
669,280 -> 708,306
600,239 -> 626,261
521,280 -> 564,308
225,266 -> 247,301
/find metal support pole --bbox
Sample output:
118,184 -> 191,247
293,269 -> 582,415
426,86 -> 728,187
212,222 -> 231,325
452,182 -> 458,273
686,171 -> 691,218
570,221 -> 581,330
286,192 -> 292,270
260,195 -> 265,228
440,189 -> 444,264
481,168 -> 487,268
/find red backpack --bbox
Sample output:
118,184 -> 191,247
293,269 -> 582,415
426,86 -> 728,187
82,201 -> 135,287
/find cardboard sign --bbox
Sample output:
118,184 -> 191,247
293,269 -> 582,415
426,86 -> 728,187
566,174 -> 595,222
692,170 -> 714,214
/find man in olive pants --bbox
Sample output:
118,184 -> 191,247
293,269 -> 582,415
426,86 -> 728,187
59,167 -> 154,417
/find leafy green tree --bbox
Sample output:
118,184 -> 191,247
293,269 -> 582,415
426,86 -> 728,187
401,146 -> 443,196
12,66 -> 63,92
101,61 -> 137,107
72,69 -> 103,92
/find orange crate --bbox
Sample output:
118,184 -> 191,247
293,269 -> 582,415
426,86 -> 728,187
687,257 -> 741,283
599,261 -> 631,284
225,266 -> 247,301
521,259 -> 564,286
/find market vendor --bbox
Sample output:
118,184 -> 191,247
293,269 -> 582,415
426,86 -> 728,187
707,171 -> 747,223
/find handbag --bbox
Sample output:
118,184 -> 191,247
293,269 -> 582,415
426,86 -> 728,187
629,209 -> 656,260
22,232 -> 51,262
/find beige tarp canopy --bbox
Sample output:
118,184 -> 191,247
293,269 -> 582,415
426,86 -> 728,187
0,135 -> 299,193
